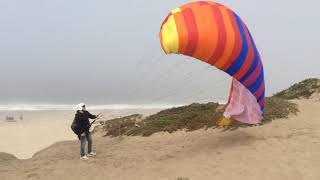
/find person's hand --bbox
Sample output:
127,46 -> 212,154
96,113 -> 102,118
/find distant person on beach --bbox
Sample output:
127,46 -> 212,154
72,103 -> 98,160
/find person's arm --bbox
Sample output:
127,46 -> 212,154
87,112 -> 97,119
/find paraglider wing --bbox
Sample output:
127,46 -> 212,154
159,1 -> 265,124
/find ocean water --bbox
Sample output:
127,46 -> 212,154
0,103 -> 185,111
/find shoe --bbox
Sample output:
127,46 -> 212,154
80,155 -> 89,160
87,152 -> 96,157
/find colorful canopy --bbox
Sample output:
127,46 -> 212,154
160,1 -> 265,124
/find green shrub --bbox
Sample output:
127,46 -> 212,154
96,79 -> 320,137
274,78 -> 320,100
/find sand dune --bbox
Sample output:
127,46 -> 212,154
1,98 -> 320,180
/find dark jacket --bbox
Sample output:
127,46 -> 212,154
71,110 -> 97,135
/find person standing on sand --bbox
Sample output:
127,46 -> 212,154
74,103 -> 98,160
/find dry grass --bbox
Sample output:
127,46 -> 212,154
96,98 -> 298,136
127,102 -> 223,136
274,78 -> 320,100
95,79 -> 320,137
98,114 -> 143,137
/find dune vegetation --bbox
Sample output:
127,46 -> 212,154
95,79 -> 320,137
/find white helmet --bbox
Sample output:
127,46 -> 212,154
76,103 -> 86,111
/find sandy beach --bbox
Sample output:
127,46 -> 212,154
1,0 -> 319,179
0,97 -> 319,180
0,109 -> 160,159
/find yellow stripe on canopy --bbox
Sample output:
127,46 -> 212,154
161,15 -> 179,54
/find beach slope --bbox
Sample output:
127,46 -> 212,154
1,97 -> 320,180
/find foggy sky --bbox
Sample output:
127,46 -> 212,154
1,0 -> 320,105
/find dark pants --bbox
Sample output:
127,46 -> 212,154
78,131 -> 93,157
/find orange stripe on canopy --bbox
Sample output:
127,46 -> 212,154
182,8 -> 199,56
173,12 -> 189,54
207,4 -> 227,65
191,3 -> 219,61
214,6 -> 236,69
180,1 -> 199,10
221,9 -> 242,71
